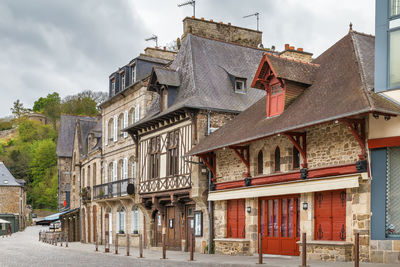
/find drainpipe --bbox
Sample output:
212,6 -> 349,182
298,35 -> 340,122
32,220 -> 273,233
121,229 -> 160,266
79,163 -> 82,242
207,110 -> 214,254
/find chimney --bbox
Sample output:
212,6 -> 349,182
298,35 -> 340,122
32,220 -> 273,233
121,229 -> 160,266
280,43 -> 313,63
144,47 -> 177,61
182,17 -> 262,48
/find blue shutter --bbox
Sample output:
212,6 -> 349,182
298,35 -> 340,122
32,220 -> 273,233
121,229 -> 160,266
375,0 -> 390,92
371,148 -> 387,239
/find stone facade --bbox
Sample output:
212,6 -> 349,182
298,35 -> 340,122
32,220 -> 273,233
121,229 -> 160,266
182,17 -> 262,48
143,47 -> 177,61
58,157 -> 72,209
214,239 -> 251,256
0,186 -> 24,214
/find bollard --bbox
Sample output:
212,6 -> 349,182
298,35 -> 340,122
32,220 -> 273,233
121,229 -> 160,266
126,233 -> 130,256
161,233 -> 166,259
66,234 -> 68,248
139,234 -> 144,258
104,238 -> 109,253
354,233 -> 359,267
60,234 -> 63,247
55,236 -> 57,246
258,233 -> 263,264
95,236 -> 98,252
115,234 -> 118,254
189,232 -> 194,261
301,233 -> 308,267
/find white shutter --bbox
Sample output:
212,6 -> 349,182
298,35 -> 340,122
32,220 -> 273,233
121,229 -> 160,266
113,115 -> 118,142
116,212 -> 120,233
123,158 -> 128,179
135,105 -> 140,122
105,120 -> 108,146
113,161 -> 117,181
104,163 -> 108,183
123,110 -> 128,138
132,161 -> 136,180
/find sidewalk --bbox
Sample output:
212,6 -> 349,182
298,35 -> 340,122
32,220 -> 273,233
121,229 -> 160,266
59,239 -> 399,267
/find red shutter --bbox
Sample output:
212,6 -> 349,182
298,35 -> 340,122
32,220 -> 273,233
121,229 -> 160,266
238,199 -> 246,238
227,199 -> 245,238
332,190 -> 346,241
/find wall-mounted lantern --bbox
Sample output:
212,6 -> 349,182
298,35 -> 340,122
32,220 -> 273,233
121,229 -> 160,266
302,202 -> 308,210
246,207 -> 252,213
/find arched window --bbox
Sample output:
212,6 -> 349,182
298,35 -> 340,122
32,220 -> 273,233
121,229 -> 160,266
257,150 -> 263,175
117,207 -> 126,234
131,206 -> 140,234
108,118 -> 114,142
129,156 -> 136,182
129,107 -> 135,125
274,147 -> 281,172
118,113 -> 124,140
293,146 -> 300,169
118,159 -> 124,180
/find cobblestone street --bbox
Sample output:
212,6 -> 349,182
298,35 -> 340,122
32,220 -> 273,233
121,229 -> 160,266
0,226 -> 399,267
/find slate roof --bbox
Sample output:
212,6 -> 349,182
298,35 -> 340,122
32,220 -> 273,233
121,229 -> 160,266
150,67 -> 180,88
136,54 -> 171,65
77,118 -> 98,156
56,115 -> 97,157
187,31 -> 400,156
126,34 -> 267,131
0,162 -> 22,187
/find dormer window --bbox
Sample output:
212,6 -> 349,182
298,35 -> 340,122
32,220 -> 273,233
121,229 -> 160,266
131,65 -> 136,84
111,79 -> 116,94
235,78 -> 246,94
121,73 -> 126,89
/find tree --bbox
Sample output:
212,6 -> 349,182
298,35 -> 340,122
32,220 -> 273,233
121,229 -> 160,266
61,90 -> 106,116
11,100 -> 27,118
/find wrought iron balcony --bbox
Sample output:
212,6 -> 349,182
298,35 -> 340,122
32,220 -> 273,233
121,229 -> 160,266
93,178 -> 134,200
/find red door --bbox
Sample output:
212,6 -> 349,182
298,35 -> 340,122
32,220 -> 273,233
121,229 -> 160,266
259,195 -> 300,256
315,190 -> 346,241
227,199 -> 245,238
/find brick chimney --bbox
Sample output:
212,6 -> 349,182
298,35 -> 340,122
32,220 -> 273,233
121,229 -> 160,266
280,43 -> 313,63
144,47 -> 177,61
182,17 -> 262,48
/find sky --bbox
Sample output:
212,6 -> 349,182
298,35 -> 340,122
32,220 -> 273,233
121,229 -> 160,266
0,0 -> 375,118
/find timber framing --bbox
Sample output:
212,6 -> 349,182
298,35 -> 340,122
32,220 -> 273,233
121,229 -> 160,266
229,145 -> 250,177
283,132 -> 307,168
340,118 -> 366,160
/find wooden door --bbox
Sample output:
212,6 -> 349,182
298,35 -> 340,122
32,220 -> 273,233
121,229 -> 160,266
166,206 -> 181,250
259,195 -> 299,256
186,205 -> 195,252
315,190 -> 346,241
93,206 -> 97,243
155,213 -> 163,247
227,199 -> 245,238
105,213 -> 109,245
87,207 -> 91,243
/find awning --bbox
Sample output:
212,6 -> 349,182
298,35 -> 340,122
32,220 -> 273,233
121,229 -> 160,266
44,211 -> 69,221
208,173 -> 361,201
0,218 -> 10,224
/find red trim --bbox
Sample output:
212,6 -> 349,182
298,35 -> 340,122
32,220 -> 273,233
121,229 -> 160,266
283,132 -> 307,168
229,145 -> 250,177
340,119 -> 366,160
368,136 -> 400,149
199,153 -> 216,182
215,164 -> 358,191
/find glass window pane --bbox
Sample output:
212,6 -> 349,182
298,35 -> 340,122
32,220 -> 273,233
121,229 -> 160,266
386,147 -> 400,237
389,30 -> 400,88
391,0 -> 400,17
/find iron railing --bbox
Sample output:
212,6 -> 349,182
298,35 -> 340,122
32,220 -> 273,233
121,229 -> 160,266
93,178 -> 134,200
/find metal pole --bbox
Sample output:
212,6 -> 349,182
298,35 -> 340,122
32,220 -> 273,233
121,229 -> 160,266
126,234 -> 130,256
66,234 -> 68,247
60,233 -> 63,247
190,232 -> 194,261
115,234 -> 118,254
162,233 -> 166,259
95,234 -> 98,252
301,232 -> 307,267
104,239 -> 108,253
354,233 -> 359,267
139,234 -> 144,258
258,233 -> 263,264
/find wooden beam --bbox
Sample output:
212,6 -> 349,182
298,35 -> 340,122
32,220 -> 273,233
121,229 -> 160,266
340,119 -> 366,160
198,153 -> 216,182
229,145 -> 250,177
283,132 -> 307,168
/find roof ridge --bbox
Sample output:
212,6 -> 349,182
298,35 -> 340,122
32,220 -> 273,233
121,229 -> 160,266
350,30 -> 375,39
350,32 -> 373,110
265,52 -> 320,67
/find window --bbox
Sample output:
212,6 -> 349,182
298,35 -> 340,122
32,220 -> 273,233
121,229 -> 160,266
268,84 -> 285,117
235,79 -> 246,93
314,190 -> 346,241
167,130 -> 179,176
131,206 -> 140,234
386,147 -> 400,237
227,199 -> 245,238
118,113 -> 124,139
194,211 -> 203,237
108,119 -> 114,143
117,207 -> 126,234
111,79 -> 115,94
391,0 -> 400,16
293,146 -> 300,169
149,137 -> 160,179
132,65 -> 137,83
274,146 -> 281,172
257,150 -> 263,175
389,29 -> 400,88
121,73 -> 126,89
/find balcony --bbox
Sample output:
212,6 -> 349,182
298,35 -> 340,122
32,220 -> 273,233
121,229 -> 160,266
93,178 -> 134,200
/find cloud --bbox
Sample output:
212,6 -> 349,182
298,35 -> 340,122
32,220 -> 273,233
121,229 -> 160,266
0,0 -> 375,117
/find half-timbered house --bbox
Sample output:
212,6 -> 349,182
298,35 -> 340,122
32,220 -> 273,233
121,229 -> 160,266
125,17 -> 266,252
188,29 -> 400,262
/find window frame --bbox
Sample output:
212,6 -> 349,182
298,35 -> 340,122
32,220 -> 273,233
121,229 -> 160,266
274,146 -> 281,172
167,130 -> 179,176
257,150 -> 263,175
293,146 -> 300,169
234,78 -> 247,94
149,137 -> 160,179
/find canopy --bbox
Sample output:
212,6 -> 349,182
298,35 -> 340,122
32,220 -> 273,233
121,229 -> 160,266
0,218 -> 11,224
44,211 -> 69,221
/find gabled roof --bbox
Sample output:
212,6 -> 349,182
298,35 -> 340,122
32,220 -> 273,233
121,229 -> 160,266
149,67 -> 180,88
187,31 -> 400,156
57,115 -> 97,157
0,162 -> 22,187
126,34 -> 267,131
77,118 -> 98,156
252,54 -> 319,88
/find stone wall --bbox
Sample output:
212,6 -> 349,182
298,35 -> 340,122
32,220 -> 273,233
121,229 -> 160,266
58,157 -> 72,210
0,186 -> 21,214
370,240 -> 400,264
144,47 -> 177,61
214,239 -> 251,256
182,17 -> 262,48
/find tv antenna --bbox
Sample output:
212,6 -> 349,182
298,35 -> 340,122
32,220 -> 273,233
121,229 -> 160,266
243,12 -> 260,31
178,0 -> 196,17
145,34 -> 158,47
